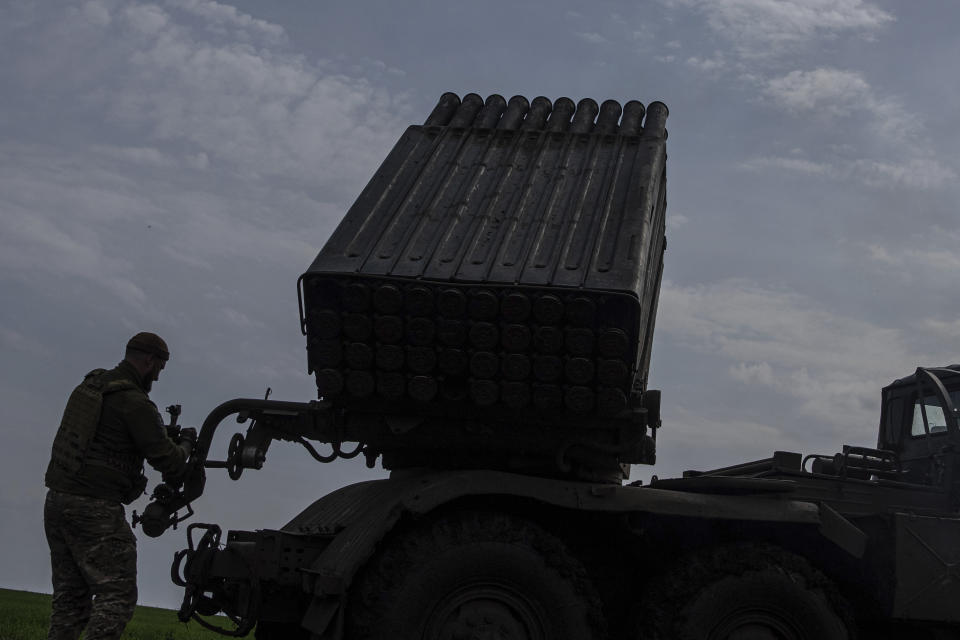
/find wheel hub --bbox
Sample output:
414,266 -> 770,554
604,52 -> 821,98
713,610 -> 801,640
426,582 -> 546,640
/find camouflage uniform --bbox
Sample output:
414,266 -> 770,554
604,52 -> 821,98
44,350 -> 188,640
44,490 -> 138,640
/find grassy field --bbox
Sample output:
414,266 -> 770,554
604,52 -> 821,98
0,588 -> 251,640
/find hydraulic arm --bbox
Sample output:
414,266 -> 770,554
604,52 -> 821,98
135,392 -> 658,537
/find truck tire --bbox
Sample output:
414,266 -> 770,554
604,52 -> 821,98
642,544 -> 852,640
347,509 -> 605,640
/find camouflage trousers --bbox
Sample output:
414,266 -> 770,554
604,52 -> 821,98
44,489 -> 138,640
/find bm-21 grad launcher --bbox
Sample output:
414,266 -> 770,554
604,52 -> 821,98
141,91 -> 669,527
141,91 -> 669,635
296,91 -> 667,478
147,93 -> 960,640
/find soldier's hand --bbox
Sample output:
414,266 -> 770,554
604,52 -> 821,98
177,427 -> 197,458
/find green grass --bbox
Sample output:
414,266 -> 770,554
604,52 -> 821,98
0,588 -> 251,640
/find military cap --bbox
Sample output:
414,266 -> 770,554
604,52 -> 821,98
127,332 -> 170,360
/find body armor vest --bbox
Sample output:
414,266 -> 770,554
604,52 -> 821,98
46,369 -> 138,480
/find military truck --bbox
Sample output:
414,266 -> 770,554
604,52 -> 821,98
140,93 -> 960,639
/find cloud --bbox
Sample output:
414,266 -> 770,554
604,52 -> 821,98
0,0 -> 413,311
633,26 -> 656,43
110,28 -> 408,188
763,68 -> 871,115
0,325 -> 52,358
166,0 -> 286,42
658,279 -> 921,430
742,69 -> 955,188
740,155 -> 830,175
729,361 -> 775,386
660,279 -> 909,372
93,145 -> 178,168
866,228 -> 960,274
3,0 -> 413,201
81,0 -> 112,27
0,157 -> 150,305
762,67 -> 921,139
656,2 -> 938,184
762,70 -> 958,174
851,157 -> 957,189
123,2 -> 169,35
923,318 -> 960,340
576,31 -> 609,45
923,318 -> 960,341
662,0 -> 893,58
222,307 -> 264,329
685,54 -> 726,72
740,152 -> 954,190
659,405 -> 813,471
666,213 -> 689,230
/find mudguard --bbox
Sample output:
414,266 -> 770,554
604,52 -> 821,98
286,469 -> 865,637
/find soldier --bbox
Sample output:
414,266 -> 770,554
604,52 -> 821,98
43,332 -> 196,640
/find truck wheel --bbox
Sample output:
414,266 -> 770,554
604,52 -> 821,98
347,509 -> 605,640
642,544 -> 852,640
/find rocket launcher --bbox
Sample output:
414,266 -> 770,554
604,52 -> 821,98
299,93 -> 668,456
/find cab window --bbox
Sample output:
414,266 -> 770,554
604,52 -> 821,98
911,391 -> 960,436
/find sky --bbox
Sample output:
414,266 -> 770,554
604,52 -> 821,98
2,0 -> 958,609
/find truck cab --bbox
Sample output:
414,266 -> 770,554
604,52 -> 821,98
880,366 -> 960,489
